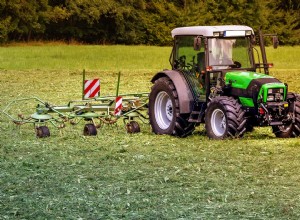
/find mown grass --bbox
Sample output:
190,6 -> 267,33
0,45 -> 300,219
0,45 -> 171,72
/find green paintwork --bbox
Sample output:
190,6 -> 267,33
225,71 -> 287,107
225,71 -> 274,89
31,112 -> 52,120
79,112 -> 100,119
239,97 -> 255,107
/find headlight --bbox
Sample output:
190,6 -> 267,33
275,93 -> 284,101
267,95 -> 275,101
268,88 -> 284,94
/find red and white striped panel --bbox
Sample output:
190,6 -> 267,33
114,96 -> 123,116
84,79 -> 100,99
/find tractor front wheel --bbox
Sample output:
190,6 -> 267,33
205,96 -> 246,139
149,77 -> 195,137
272,123 -> 294,138
272,93 -> 300,138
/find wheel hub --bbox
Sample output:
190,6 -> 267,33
155,91 -> 173,130
211,109 -> 226,137
165,99 -> 173,121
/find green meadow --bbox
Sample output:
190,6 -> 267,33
0,45 -> 300,219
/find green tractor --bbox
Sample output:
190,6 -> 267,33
148,25 -> 300,139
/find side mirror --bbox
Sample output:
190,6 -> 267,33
194,36 -> 201,51
273,36 -> 279,49
251,35 -> 256,45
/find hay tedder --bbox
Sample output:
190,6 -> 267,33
2,71 -> 149,137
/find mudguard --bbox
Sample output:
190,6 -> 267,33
151,70 -> 194,113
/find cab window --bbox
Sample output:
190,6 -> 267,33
174,36 -> 205,71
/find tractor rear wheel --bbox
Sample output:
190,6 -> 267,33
149,77 -> 195,137
272,93 -> 300,138
205,96 -> 246,139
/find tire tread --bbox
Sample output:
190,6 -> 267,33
205,96 -> 246,139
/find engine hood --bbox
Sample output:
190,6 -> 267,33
225,71 -> 277,89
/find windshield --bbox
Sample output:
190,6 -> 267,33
208,37 -> 252,69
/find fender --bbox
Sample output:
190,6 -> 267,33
151,70 -> 194,113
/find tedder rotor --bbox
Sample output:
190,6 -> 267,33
2,71 -> 149,138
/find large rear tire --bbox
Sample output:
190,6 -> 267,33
272,93 -> 300,138
149,77 -> 195,137
205,96 -> 246,139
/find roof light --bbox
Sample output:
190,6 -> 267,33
213,32 -> 220,37
224,30 -> 245,37
245,30 -> 252,36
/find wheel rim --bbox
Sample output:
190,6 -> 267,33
278,123 -> 292,132
211,109 -> 226,137
274,123 -> 293,135
154,91 -> 173,130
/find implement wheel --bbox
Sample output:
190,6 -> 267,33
36,126 -> 50,138
126,121 -> 140,133
83,123 -> 97,136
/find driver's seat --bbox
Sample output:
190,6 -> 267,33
197,52 -> 205,72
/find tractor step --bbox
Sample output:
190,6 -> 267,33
270,121 -> 283,126
188,111 -> 202,123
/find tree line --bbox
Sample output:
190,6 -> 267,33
0,0 -> 299,45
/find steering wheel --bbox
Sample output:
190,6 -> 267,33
174,55 -> 186,69
233,61 -> 241,68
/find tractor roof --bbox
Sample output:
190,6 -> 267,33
171,25 -> 254,38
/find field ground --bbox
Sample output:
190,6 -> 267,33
0,45 -> 300,219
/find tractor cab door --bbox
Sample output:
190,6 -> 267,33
172,35 -> 205,72
172,35 -> 206,101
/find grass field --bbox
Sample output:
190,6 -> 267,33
0,44 -> 300,219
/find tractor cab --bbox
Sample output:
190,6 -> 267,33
170,26 -> 258,97
171,26 -> 255,72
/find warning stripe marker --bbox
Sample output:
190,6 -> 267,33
114,96 -> 123,116
84,79 -> 100,99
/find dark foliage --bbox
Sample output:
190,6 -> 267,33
0,0 -> 299,45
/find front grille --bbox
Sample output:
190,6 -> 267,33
267,88 -> 284,102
